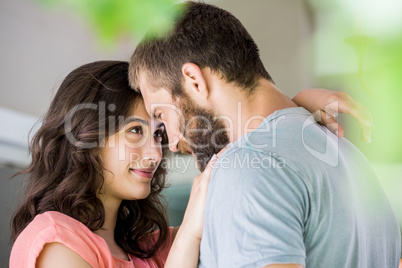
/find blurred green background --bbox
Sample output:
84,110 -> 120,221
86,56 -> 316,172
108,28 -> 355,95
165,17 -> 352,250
34,0 -> 402,163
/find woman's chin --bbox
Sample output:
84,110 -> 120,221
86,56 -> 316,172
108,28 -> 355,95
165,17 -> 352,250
132,187 -> 152,200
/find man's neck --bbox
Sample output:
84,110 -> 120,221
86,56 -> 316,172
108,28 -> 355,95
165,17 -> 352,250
212,78 -> 297,142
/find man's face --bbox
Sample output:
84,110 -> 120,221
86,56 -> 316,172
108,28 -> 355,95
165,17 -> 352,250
139,76 -> 230,172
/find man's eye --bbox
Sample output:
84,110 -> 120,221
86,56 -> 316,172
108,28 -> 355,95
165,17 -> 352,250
154,129 -> 164,143
130,126 -> 143,134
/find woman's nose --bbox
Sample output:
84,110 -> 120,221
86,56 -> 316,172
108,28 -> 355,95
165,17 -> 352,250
142,134 -> 162,163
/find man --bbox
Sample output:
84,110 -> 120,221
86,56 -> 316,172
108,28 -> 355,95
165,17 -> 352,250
129,2 -> 401,267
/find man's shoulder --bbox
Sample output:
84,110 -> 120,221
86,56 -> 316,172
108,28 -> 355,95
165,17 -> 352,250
214,146 -> 288,173
230,107 -> 326,163
211,145 -> 309,195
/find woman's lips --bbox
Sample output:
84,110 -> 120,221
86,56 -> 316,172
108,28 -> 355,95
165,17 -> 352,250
130,169 -> 154,179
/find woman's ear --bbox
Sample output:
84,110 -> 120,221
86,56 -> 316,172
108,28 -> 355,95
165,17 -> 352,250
181,63 -> 209,100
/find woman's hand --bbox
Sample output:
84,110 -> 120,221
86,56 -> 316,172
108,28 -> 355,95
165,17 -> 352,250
292,88 -> 374,143
165,147 -> 227,268
178,155 -> 218,242
176,147 -> 228,241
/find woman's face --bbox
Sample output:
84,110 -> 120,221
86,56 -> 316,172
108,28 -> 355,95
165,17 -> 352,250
99,99 -> 165,204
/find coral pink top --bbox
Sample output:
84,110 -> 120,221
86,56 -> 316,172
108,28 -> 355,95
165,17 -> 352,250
10,211 -> 173,268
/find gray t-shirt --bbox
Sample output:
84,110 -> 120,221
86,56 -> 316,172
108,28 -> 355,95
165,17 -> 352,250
199,107 -> 401,268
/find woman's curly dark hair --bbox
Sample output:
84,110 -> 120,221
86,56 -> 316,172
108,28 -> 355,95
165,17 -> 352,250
10,60 -> 170,258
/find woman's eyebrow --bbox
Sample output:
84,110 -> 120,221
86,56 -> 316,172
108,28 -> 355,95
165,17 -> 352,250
125,118 -> 149,126
124,118 -> 164,129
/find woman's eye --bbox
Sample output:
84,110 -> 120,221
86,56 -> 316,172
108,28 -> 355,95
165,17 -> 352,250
154,129 -> 164,143
130,126 -> 143,135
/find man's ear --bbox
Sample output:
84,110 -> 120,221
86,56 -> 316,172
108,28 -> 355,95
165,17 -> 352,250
181,63 -> 209,100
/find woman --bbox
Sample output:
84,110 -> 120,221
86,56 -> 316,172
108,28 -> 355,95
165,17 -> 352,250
10,60 -> 180,267
9,60 -> 371,267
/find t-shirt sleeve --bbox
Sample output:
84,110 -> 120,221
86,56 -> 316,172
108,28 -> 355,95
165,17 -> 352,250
200,149 -> 309,268
10,212 -> 112,268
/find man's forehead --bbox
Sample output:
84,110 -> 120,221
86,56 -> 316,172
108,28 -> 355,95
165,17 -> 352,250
137,72 -> 177,109
137,72 -> 154,96
137,75 -> 152,95
140,87 -> 167,105
140,88 -> 174,116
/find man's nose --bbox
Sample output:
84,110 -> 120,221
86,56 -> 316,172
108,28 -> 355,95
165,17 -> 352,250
165,129 -> 179,152
143,137 -> 162,163
168,137 -> 180,152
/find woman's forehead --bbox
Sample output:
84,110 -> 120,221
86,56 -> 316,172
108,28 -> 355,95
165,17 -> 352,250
128,98 -> 150,120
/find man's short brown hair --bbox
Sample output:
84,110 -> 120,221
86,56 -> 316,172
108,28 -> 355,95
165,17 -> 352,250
129,1 -> 273,97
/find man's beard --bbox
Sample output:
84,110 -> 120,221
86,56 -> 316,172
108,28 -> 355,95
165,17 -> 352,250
177,94 -> 230,172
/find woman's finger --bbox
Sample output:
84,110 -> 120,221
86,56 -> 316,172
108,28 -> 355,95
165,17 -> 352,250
327,93 -> 374,143
203,146 -> 229,173
315,110 -> 344,138
202,154 -> 218,178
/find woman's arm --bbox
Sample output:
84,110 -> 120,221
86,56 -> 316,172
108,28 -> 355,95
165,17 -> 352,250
292,88 -> 374,143
165,149 -> 226,268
